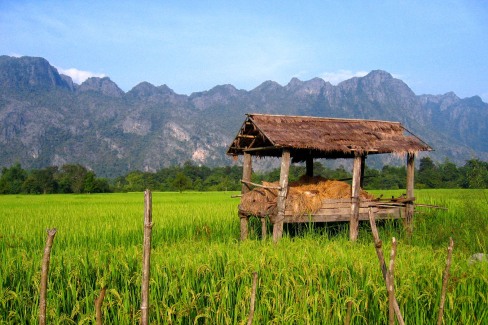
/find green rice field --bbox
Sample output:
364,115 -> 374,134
1,189 -> 487,324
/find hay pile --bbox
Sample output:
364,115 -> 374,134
240,176 -> 375,216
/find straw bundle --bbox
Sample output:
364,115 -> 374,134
240,183 -> 278,216
240,176 -> 375,217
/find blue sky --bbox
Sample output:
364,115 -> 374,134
1,1 -> 487,101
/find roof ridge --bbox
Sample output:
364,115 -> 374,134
247,113 -> 401,125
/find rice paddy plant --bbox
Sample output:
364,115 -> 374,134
0,190 -> 487,323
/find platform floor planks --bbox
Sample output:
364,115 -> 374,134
241,198 -> 406,223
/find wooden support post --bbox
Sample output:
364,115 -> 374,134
141,189 -> 153,325
242,153 -> 253,194
306,156 -> 314,177
239,212 -> 249,241
406,153 -> 415,234
360,155 -> 366,188
273,149 -> 290,242
240,153 -> 252,240
350,154 -> 362,241
261,218 -> 267,240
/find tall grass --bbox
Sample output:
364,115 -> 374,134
1,190 -> 487,323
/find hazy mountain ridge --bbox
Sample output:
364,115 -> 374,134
0,56 -> 487,177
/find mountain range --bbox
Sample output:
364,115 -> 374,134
1,55 -> 487,177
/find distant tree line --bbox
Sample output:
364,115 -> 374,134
363,157 -> 488,190
0,157 -> 487,194
0,163 -> 110,194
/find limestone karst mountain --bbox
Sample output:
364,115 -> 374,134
1,55 -> 486,177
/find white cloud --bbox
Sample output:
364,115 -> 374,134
481,92 -> 488,103
320,70 -> 369,85
56,67 -> 106,85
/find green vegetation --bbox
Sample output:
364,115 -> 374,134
0,163 -> 110,194
1,190 -> 487,323
1,157 -> 487,194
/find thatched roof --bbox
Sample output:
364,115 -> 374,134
227,114 -> 432,160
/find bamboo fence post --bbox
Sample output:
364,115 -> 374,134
247,272 -> 258,325
344,301 -> 353,325
141,189 -> 153,325
39,228 -> 57,325
387,238 -> 398,325
437,237 -> 454,325
95,286 -> 107,325
368,208 -> 404,325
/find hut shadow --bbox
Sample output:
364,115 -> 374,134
248,216 -> 405,240
247,217 -> 352,239
284,221 -> 349,238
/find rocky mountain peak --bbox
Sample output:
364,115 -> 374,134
127,82 -> 177,98
285,77 -> 327,96
363,70 -> 394,84
285,77 -> 303,89
59,74 -> 76,91
209,84 -> 239,95
157,84 -> 175,94
78,77 -> 124,97
251,80 -> 283,92
0,55 -> 73,92
190,84 -> 242,110
345,70 -> 415,99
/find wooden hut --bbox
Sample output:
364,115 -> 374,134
227,113 -> 432,242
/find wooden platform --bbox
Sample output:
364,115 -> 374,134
239,198 -> 406,223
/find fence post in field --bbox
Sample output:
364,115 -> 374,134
95,286 -> 107,325
247,272 -> 258,325
344,301 -> 353,325
39,228 -> 57,325
387,238 -> 398,325
368,208 -> 404,325
141,189 -> 153,325
437,237 -> 454,325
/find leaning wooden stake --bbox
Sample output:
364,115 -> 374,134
141,190 -> 153,325
95,286 -> 107,325
247,272 -> 258,325
387,238 -> 398,325
39,228 -> 57,325
437,237 -> 454,325
368,208 -> 404,325
344,301 -> 353,325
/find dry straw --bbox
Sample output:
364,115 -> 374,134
240,176 -> 375,217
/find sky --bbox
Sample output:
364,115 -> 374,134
1,0 -> 487,101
